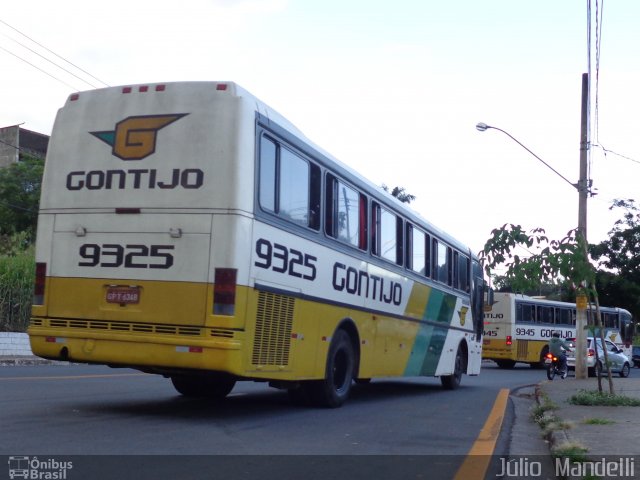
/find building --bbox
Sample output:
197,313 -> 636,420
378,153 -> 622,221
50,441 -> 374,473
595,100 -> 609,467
0,125 -> 49,167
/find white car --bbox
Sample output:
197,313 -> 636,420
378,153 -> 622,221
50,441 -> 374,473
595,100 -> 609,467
566,337 -> 632,378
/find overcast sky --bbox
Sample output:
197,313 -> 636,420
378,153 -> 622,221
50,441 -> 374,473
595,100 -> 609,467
1,0 -> 638,255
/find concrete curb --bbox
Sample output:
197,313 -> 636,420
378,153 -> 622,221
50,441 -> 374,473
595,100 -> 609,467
0,332 -> 69,366
534,384 -> 561,449
0,331 -> 32,356
0,356 -> 68,366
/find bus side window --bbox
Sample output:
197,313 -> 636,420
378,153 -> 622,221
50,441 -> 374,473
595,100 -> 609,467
425,233 -> 431,278
279,148 -> 310,227
537,306 -> 554,324
408,225 -> 427,276
457,254 -> 470,292
433,239 -> 449,284
326,174 -> 366,250
259,136 -> 277,213
556,308 -> 571,326
604,313 -> 615,329
259,136 -> 320,230
308,163 -> 321,231
371,203 -> 402,265
519,303 -> 534,323
379,207 -> 399,264
451,251 -> 458,288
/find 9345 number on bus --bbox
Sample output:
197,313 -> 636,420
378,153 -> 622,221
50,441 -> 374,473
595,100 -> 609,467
516,328 -> 535,337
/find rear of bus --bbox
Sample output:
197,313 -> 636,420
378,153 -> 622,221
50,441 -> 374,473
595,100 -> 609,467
481,292 -> 516,368
29,82 -> 255,378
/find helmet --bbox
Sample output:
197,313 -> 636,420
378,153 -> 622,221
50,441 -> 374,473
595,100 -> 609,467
552,332 -> 560,338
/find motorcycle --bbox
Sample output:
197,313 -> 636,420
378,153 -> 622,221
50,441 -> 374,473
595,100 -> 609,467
544,352 -> 567,380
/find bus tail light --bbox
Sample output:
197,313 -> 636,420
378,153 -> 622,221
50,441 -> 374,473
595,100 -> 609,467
213,268 -> 237,315
506,335 -> 513,346
34,262 -> 46,305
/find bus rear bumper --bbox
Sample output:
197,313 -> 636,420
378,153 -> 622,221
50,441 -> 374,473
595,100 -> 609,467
28,322 -> 244,375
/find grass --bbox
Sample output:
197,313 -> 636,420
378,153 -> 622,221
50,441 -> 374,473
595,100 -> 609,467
530,395 -> 568,435
582,417 -> 615,425
0,249 -> 35,332
569,389 -> 640,407
542,419 -> 574,437
551,441 -> 589,462
530,400 -> 558,425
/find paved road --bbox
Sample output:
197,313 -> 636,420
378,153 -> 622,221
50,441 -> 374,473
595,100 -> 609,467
1,362 -> 545,479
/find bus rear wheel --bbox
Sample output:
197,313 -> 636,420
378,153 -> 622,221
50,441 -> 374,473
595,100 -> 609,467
307,329 -> 355,408
495,359 -> 516,369
171,374 -> 236,399
441,345 -> 466,390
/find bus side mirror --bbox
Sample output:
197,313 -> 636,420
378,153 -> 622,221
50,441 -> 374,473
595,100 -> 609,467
484,284 -> 494,306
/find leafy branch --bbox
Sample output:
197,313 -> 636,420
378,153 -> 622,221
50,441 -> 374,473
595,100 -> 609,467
479,224 -> 595,295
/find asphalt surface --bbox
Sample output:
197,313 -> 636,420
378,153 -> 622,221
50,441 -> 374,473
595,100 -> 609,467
4,355 -> 640,480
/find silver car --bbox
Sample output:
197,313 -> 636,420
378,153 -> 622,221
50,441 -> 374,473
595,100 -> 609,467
566,337 -> 632,378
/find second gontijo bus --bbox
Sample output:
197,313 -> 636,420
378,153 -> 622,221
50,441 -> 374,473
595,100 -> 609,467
29,81 -> 486,407
483,292 -> 634,369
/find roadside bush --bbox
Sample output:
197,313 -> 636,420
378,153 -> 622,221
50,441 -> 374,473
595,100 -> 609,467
0,247 -> 34,332
569,389 -> 640,407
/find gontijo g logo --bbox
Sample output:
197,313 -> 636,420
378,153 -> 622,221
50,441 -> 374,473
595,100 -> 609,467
90,114 -> 188,160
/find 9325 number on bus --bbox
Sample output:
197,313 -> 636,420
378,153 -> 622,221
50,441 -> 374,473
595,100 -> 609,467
78,244 -> 175,269
254,238 -> 317,280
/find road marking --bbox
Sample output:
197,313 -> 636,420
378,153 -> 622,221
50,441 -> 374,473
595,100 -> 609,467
453,388 -> 509,480
0,373 -> 145,381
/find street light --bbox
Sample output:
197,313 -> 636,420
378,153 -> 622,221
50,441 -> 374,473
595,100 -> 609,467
475,123 -> 577,191
476,81 -> 590,380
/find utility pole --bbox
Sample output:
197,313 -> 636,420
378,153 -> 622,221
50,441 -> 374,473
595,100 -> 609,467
575,72 -> 589,380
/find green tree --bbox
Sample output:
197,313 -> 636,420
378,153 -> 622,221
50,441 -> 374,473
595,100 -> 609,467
480,224 -> 616,392
590,199 -> 640,321
381,185 -> 416,204
0,154 -> 43,241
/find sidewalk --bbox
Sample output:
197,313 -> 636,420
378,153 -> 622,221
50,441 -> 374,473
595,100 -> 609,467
0,332 -> 64,366
536,372 -> 640,467
0,355 -> 65,366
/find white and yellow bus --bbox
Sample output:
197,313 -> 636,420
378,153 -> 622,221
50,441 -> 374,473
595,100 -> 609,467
29,81 -> 486,407
483,292 -> 634,369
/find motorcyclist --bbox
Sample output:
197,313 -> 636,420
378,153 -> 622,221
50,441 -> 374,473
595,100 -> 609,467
549,332 -> 573,378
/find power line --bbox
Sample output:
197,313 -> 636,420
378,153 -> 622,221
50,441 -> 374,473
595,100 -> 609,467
592,143 -> 640,165
0,31 -> 100,89
0,44 -> 81,90
0,137 -> 45,161
593,0 -> 604,146
0,18 -> 110,89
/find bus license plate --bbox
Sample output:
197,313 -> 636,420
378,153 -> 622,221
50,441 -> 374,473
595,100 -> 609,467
106,286 -> 140,304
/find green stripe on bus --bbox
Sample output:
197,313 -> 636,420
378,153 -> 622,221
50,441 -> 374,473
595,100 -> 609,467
405,290 -> 457,376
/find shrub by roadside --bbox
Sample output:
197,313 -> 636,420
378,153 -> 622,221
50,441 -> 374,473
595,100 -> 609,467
0,246 -> 34,332
569,389 -> 640,406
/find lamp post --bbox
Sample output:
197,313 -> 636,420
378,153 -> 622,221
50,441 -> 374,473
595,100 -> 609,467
475,123 -> 577,189
476,73 -> 591,379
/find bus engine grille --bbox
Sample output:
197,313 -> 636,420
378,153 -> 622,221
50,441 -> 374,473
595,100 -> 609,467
252,291 -> 294,366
